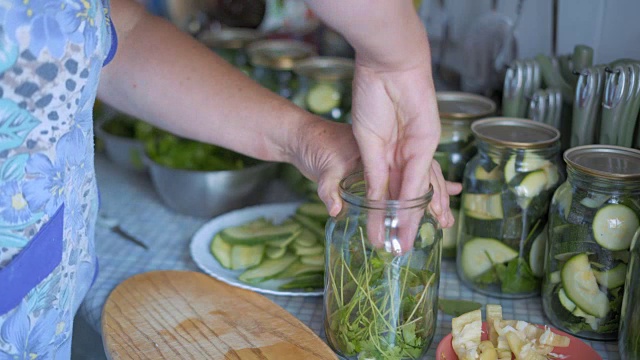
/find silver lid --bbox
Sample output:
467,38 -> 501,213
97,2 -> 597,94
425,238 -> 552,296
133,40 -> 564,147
437,92 -> 496,120
471,117 -> 560,149
564,145 -> 640,180
293,57 -> 355,81
197,28 -> 262,50
246,40 -> 316,70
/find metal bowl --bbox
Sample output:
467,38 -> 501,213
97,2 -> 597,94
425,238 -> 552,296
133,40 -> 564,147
95,120 -> 146,172
144,154 -> 278,218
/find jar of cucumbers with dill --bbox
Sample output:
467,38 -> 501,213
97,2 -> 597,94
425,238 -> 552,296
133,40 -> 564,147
435,92 -> 496,258
456,118 -> 563,298
620,228 -> 640,359
246,39 -> 316,100
324,172 -> 441,360
197,28 -> 262,74
542,145 -> 640,341
292,57 -> 354,123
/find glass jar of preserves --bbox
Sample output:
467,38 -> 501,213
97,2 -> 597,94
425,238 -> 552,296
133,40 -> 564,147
246,39 -> 316,99
292,57 -> 354,123
197,28 -> 262,73
542,146 -> 640,341
456,118 -> 563,298
620,228 -> 640,359
324,172 -> 441,360
435,92 -> 496,258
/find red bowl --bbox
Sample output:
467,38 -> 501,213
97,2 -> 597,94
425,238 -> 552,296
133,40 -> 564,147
435,322 -> 602,360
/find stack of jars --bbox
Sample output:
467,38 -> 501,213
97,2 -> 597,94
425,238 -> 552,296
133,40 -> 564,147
435,92 -> 496,258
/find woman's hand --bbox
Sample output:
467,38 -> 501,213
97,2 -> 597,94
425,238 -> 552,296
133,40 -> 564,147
351,61 -> 461,230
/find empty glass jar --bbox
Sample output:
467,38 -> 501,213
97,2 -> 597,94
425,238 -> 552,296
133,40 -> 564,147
435,92 -> 496,258
542,146 -> 640,341
292,56 -> 354,123
197,28 -> 261,73
456,118 -> 563,298
620,228 -> 640,359
247,39 -> 316,99
324,172 -> 441,360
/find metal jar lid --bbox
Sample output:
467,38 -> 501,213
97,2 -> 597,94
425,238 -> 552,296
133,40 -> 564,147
246,40 -> 316,70
437,92 -> 496,121
197,28 -> 262,50
471,117 -> 560,149
293,57 -> 355,81
564,145 -> 640,181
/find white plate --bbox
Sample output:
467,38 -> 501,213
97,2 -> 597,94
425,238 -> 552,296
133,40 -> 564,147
190,202 -> 324,297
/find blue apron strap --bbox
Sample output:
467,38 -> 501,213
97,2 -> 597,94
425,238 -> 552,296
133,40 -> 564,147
0,205 -> 64,315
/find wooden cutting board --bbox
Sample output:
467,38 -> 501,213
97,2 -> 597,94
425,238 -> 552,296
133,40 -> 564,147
102,270 -> 337,359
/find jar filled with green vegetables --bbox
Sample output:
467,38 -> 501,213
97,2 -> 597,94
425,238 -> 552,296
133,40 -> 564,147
247,39 -> 316,99
324,172 -> 441,360
542,145 -> 640,341
435,92 -> 496,258
292,57 -> 354,123
620,228 -> 640,359
197,28 -> 261,73
456,118 -> 563,298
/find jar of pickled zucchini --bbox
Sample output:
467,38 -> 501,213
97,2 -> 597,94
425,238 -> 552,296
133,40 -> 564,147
325,172 -> 441,360
292,57 -> 354,123
435,92 -> 496,258
197,28 -> 262,73
456,118 -> 563,299
542,145 -> 640,341
246,39 -> 316,99
620,228 -> 640,359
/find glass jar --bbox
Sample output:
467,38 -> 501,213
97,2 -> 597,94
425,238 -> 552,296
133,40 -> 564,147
197,28 -> 262,73
292,57 -> 354,123
542,145 -> 640,341
620,228 -> 640,359
324,172 -> 441,360
456,118 -> 563,298
435,92 -> 496,258
247,39 -> 316,99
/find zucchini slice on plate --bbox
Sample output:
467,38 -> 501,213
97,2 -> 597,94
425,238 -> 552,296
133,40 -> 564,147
210,235 -> 233,269
238,253 -> 297,284
306,83 -> 341,114
230,244 -> 265,270
220,219 -> 301,245
461,238 -> 518,279
592,204 -> 639,251
561,253 -> 609,318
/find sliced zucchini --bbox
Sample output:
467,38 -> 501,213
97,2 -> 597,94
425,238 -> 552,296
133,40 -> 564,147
542,163 -> 560,190
475,165 -> 501,181
306,83 -> 341,114
441,211 -> 458,251
266,246 -> 287,259
461,238 -> 519,279
294,213 -> 325,240
279,274 -> 324,290
592,204 -> 639,251
230,244 -> 265,271
552,182 -> 573,220
296,202 -> 329,224
529,226 -> 548,277
504,153 -> 551,184
513,170 -> 547,199
221,219 -> 301,245
275,261 -> 324,279
593,262 -> 627,289
300,254 -> 324,266
210,235 -> 232,269
293,243 -> 324,256
238,253 -> 297,283
580,193 -> 611,209
419,222 -> 437,248
572,307 -> 601,331
463,193 -> 504,220
561,253 -> 609,318
549,271 -> 561,284
558,289 -> 577,312
294,228 -> 318,247
267,231 -> 299,248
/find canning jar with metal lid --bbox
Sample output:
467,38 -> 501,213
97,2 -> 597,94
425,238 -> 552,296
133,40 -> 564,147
542,145 -> 640,341
324,172 -> 441,360
456,118 -> 563,298
197,28 -> 262,72
435,92 -> 496,258
246,39 -> 316,99
620,228 -> 640,359
292,57 -> 354,123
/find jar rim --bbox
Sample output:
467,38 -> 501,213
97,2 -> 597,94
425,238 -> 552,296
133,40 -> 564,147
564,145 -> 640,181
472,117 -> 560,149
246,39 -> 316,70
339,172 -> 433,210
197,28 -> 262,50
437,91 -> 496,120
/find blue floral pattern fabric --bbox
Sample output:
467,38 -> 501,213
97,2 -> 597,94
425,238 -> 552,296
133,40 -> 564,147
0,0 -> 113,357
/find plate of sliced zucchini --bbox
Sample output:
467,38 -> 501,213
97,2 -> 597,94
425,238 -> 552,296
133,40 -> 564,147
190,201 -> 329,296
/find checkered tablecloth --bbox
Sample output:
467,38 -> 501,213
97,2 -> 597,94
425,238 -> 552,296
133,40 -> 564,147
79,154 -> 619,359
